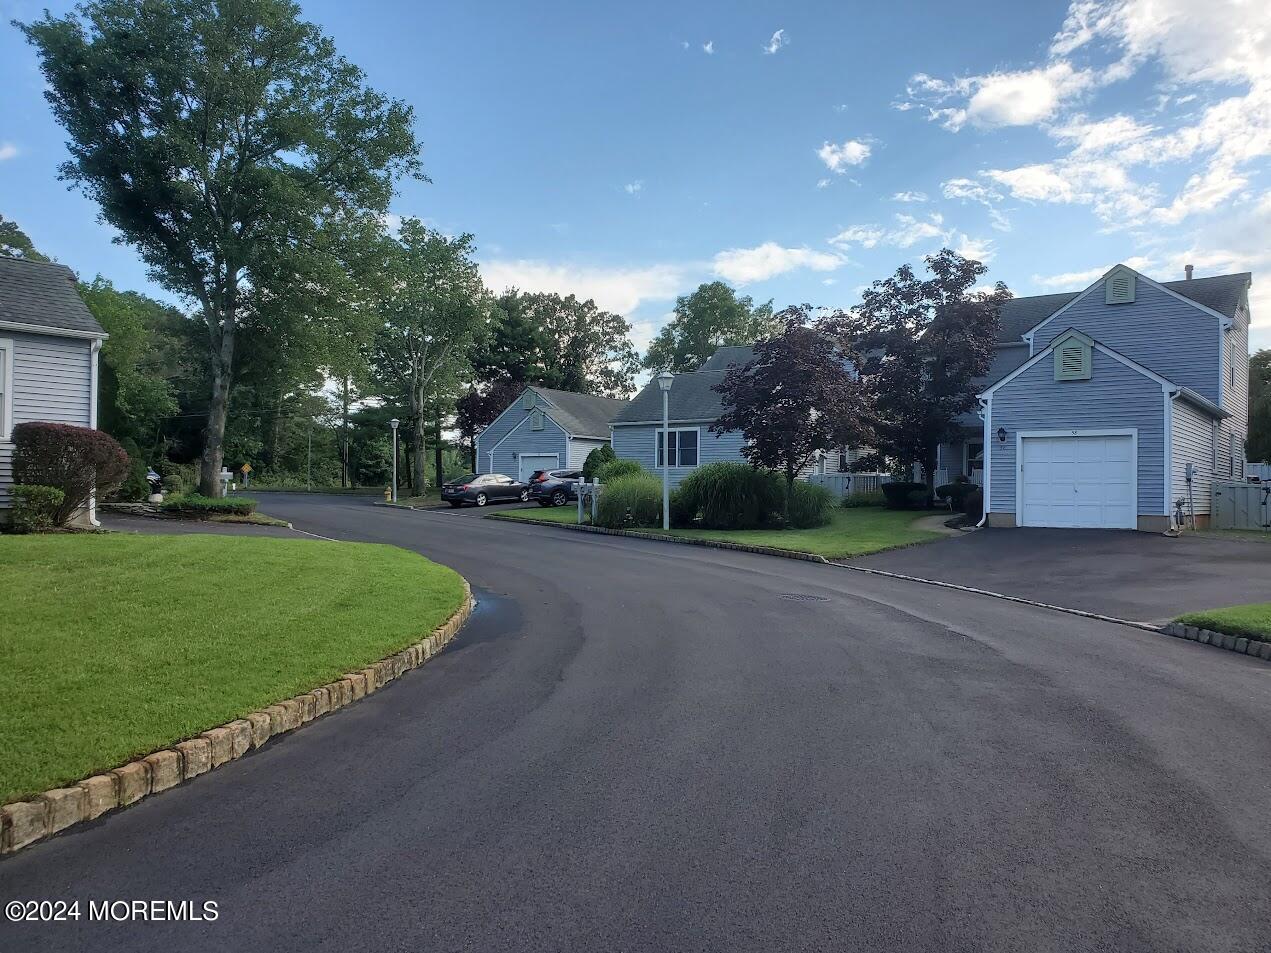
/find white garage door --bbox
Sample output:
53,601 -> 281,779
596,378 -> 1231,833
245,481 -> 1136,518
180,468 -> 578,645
517,454 -> 558,482
1019,434 -> 1135,529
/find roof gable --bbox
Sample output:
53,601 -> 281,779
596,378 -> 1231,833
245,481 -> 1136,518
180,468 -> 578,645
0,256 -> 106,337
527,387 -> 629,437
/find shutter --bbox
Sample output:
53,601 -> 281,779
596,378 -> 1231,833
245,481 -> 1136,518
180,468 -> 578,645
1105,271 -> 1135,304
1054,338 -> 1091,380
521,390 -> 536,410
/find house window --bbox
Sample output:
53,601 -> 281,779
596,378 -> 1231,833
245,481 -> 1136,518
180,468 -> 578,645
656,428 -> 699,468
1230,342 -> 1237,388
1054,335 -> 1091,381
0,339 -> 11,441
965,442 -> 984,477
530,409 -> 544,431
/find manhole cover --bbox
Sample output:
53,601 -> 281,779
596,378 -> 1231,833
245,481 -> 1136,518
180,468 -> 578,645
780,593 -> 830,603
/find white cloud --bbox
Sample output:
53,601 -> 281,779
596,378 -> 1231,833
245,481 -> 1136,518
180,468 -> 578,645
712,242 -> 844,284
816,178 -> 831,189
702,40 -> 714,55
951,233 -> 996,263
829,213 -> 948,250
891,190 -> 928,202
0,143 -> 17,161
624,180 -> 643,195
763,29 -> 788,55
479,260 -> 685,315
1032,255 -> 1156,288
817,138 -> 871,173
904,62 -> 1098,131
941,177 -> 1012,231
827,224 -> 885,249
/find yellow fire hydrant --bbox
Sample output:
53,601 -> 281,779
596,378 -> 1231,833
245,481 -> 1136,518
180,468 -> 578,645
384,486 -> 392,502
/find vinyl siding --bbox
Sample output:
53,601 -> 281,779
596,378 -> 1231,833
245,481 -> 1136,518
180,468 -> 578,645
568,437 -> 606,470
1217,302 -> 1250,478
1,332 -> 94,507
476,391 -> 548,470
988,346 -> 1166,517
1031,278 -> 1221,402
611,424 -> 747,488
488,412 -> 568,479
1170,398 -> 1217,516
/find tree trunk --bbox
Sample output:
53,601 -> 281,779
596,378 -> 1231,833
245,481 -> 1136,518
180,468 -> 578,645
920,447 -> 939,508
411,414 -> 428,494
784,464 -> 796,521
199,316 -> 236,497
341,375 -> 350,488
434,415 -> 444,488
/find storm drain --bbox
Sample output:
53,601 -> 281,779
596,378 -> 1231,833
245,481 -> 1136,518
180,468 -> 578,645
780,593 -> 830,603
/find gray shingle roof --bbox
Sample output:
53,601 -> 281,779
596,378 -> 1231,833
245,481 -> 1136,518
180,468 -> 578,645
532,387 -> 630,437
610,369 -> 732,424
699,345 -> 756,371
0,256 -> 105,336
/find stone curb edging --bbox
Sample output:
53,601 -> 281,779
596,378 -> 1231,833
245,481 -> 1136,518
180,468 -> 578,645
1158,621 -> 1271,660
0,580 -> 475,857
489,515 -> 1270,664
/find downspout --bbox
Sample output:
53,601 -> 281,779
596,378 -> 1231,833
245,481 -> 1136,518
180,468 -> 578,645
977,395 -> 991,528
88,339 -> 102,527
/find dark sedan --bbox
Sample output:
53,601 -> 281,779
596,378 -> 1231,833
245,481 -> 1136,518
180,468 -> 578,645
528,469 -> 583,507
441,473 -> 529,507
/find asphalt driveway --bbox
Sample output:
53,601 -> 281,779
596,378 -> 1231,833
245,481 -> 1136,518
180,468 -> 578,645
4,495 -> 1269,952
852,527 -> 1271,622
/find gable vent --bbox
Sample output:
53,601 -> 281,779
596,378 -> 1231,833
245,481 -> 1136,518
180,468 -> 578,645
1054,338 -> 1091,381
521,390 -> 536,410
1105,271 -> 1135,304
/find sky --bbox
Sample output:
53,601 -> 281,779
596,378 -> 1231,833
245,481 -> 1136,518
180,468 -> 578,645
1,0 -> 1269,355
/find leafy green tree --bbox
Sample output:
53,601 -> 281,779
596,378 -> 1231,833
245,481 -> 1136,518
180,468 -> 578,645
1249,349 -> 1271,464
371,220 -> 489,493
20,0 -> 422,496
0,214 -> 50,262
582,444 -> 616,480
644,281 -> 779,372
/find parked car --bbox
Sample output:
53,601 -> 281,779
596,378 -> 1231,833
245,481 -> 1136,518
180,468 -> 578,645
529,469 -> 583,507
441,473 -> 529,507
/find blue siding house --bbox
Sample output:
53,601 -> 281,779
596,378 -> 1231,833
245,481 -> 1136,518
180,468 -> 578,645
0,256 -> 106,525
476,386 -> 629,481
950,265 -> 1251,531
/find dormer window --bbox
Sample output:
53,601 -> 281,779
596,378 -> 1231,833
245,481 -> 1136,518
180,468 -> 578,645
1104,267 -> 1136,304
1053,331 -> 1092,381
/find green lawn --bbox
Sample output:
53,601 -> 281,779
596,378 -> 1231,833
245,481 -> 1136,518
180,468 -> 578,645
0,534 -> 465,802
1176,603 -> 1271,642
491,506 -> 941,559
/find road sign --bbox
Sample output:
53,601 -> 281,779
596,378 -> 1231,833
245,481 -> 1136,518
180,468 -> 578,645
240,463 -> 252,474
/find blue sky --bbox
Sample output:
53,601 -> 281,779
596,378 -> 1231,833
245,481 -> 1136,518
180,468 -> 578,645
1,0 -> 1268,353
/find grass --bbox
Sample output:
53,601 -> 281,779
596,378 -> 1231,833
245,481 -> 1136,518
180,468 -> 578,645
0,534 -> 465,803
1176,603 -> 1271,642
491,505 -> 941,559
208,512 -> 291,527
1191,528 -> 1271,544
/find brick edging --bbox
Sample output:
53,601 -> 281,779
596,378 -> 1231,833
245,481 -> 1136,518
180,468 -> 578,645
1158,621 -> 1271,660
0,580 -> 475,856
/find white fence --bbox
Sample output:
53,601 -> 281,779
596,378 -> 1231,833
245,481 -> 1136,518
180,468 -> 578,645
1211,481 -> 1271,531
807,472 -> 893,497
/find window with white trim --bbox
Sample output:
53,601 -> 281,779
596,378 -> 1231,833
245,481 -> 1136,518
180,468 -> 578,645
0,339 -> 11,441
656,428 -> 699,467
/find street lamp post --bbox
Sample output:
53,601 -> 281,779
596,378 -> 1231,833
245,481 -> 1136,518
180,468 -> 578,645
389,418 -> 400,503
657,371 -> 674,530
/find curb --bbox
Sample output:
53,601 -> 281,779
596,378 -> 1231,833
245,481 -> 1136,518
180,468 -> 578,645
0,581 -> 475,857
488,514 -> 1269,663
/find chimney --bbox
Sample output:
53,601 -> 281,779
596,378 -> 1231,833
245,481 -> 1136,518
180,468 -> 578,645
1185,263 -> 1194,280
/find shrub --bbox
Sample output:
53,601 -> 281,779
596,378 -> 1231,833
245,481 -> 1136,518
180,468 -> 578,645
668,487 -> 694,528
12,422 -> 130,525
594,473 -> 662,528
582,444 -> 616,481
9,485 -> 65,533
674,462 -> 785,530
161,494 -> 257,516
596,458 -> 644,483
842,489 -> 886,508
111,438 -> 151,502
963,487 -> 984,522
787,481 -> 835,528
881,481 -> 928,510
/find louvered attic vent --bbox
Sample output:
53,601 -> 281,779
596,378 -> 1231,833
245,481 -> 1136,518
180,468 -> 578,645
1054,336 -> 1092,381
1105,270 -> 1135,304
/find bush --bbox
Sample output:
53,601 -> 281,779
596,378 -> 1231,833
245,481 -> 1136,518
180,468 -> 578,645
9,485 -> 65,533
596,458 -> 644,483
842,489 -> 886,508
935,477 -> 973,508
674,462 -> 785,530
594,474 -> 663,528
668,487 -> 694,528
12,422 -> 130,525
582,444 -> 616,481
111,438 -> 151,502
963,487 -> 984,522
881,481 -> 928,510
161,494 -> 257,516
787,481 -> 835,528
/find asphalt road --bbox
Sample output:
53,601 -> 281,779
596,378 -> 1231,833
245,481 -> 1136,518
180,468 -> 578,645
3,494 -> 1270,952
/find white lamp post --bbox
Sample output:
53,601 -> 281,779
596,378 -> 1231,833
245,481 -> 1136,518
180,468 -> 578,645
389,418 -> 400,503
657,371 -> 674,529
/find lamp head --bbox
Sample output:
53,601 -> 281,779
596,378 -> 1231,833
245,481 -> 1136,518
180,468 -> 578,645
656,371 -> 674,393
389,418 -> 400,430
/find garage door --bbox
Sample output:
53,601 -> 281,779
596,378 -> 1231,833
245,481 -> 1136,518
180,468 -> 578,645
517,454 -> 558,482
1019,434 -> 1135,529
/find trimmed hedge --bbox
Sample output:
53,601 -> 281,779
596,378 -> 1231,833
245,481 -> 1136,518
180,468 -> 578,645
963,488 -> 984,522
596,458 -> 644,483
10,485 -> 65,533
881,481 -> 928,510
842,489 -> 886,508
787,481 -> 836,528
12,422 -> 129,525
161,494 -> 257,516
935,479 -> 974,508
582,444 -> 617,480
674,462 -> 785,530
594,474 -> 663,528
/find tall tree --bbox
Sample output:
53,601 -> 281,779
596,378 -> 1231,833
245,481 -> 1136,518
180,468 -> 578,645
20,0 -> 422,495
0,213 -> 50,262
1249,349 -> 1271,464
712,307 -> 873,501
644,281 -> 779,372
371,220 -> 489,494
834,249 -> 1011,495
